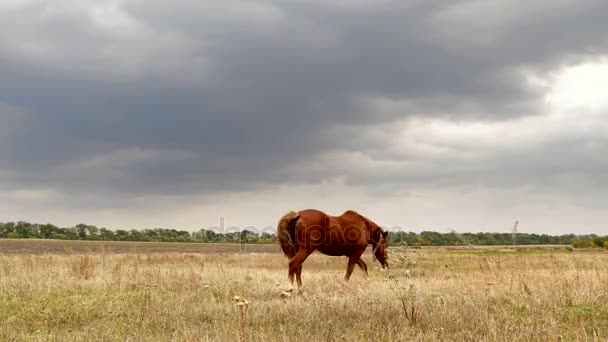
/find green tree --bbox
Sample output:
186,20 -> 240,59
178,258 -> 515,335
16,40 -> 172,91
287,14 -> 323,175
15,221 -> 35,238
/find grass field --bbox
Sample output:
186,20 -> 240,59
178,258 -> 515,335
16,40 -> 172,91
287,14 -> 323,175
1,240 -> 607,341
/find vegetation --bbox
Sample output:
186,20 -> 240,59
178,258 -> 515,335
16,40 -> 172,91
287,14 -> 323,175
1,248 -> 607,340
1,220 -> 606,248
0,221 -> 275,244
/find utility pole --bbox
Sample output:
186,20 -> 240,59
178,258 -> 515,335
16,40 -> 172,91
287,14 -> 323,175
512,220 -> 519,246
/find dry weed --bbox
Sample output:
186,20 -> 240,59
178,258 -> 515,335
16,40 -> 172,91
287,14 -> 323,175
0,248 -> 607,341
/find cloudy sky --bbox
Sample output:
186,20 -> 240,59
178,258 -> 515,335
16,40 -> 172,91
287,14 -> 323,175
1,0 -> 608,235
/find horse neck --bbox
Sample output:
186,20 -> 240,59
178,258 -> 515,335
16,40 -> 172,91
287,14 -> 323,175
369,230 -> 381,247
370,234 -> 383,260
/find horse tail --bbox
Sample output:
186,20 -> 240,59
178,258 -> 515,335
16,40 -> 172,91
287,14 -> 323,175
277,211 -> 300,259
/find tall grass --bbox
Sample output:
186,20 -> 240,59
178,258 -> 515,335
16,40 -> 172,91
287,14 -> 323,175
68,255 -> 97,280
0,249 -> 607,341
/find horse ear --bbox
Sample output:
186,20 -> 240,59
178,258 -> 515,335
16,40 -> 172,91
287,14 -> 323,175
382,230 -> 388,238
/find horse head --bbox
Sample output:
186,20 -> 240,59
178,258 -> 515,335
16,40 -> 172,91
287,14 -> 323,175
359,213 -> 389,269
372,228 -> 389,269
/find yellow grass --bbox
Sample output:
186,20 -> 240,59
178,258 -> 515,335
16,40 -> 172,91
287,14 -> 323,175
1,246 -> 608,341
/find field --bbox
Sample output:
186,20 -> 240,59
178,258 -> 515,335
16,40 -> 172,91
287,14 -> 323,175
0,239 -> 279,255
1,240 -> 608,341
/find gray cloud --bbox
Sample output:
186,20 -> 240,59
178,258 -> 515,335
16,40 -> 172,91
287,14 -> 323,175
1,0 -> 608,231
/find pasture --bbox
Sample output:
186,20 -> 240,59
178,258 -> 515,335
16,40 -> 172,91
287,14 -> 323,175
1,240 -> 607,341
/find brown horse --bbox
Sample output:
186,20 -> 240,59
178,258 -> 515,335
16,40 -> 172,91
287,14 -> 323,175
277,209 -> 389,289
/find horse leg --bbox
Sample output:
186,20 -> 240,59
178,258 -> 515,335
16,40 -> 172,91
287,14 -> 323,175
296,266 -> 303,288
288,249 -> 311,290
344,253 -> 363,281
356,258 -> 369,279
288,269 -> 296,290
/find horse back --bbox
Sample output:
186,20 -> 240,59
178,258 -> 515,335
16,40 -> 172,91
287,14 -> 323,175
296,209 -> 366,231
295,209 -> 370,255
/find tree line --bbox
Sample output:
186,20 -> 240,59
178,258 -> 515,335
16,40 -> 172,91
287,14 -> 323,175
0,220 -> 606,248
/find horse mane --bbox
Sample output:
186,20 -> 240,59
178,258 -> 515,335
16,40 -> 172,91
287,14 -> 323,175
344,209 -> 385,236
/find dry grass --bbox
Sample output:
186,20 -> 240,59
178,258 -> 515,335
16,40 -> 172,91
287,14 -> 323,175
1,245 -> 607,341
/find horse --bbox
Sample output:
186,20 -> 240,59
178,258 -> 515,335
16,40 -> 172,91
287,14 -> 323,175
277,208 -> 389,290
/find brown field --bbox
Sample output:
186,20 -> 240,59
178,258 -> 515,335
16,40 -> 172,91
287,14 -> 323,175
1,239 -> 607,341
0,239 -> 281,255
0,238 -> 575,255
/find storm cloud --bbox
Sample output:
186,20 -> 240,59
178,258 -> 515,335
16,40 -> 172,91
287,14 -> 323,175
2,0 -> 608,233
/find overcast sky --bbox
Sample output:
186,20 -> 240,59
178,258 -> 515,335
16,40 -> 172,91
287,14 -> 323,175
2,0 -> 608,235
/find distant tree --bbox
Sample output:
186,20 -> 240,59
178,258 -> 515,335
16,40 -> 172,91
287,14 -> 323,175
75,224 -> 88,240
572,240 -> 596,248
1,218 -> 604,247
99,228 -> 115,240
593,237 -> 608,248
259,232 -> 275,244
39,224 -> 59,239
114,230 -> 129,241
0,222 -> 7,238
15,221 -> 35,238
